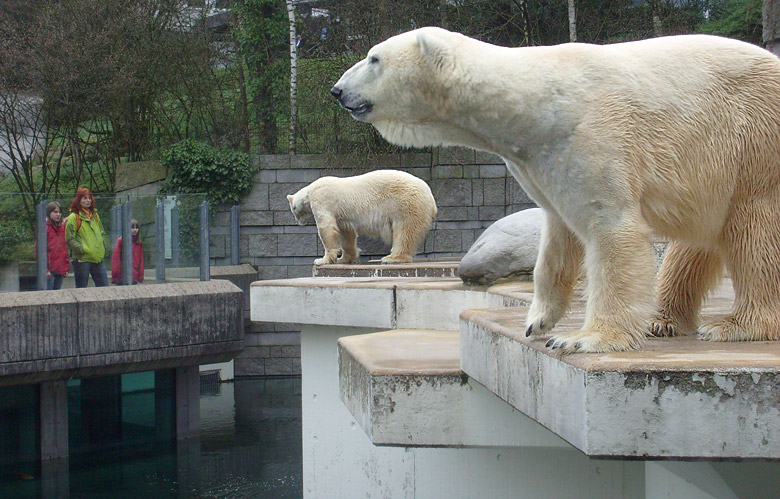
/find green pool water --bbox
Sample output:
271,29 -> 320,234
0,377 -> 303,498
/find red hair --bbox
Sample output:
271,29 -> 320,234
69,187 -> 97,215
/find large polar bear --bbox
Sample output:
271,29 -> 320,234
331,27 -> 780,352
286,170 -> 437,265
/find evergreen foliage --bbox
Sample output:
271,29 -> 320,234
159,139 -> 255,205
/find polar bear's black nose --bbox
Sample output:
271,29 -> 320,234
330,86 -> 342,100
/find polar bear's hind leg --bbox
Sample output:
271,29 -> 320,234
650,242 -> 723,337
699,196 -> 780,341
337,227 -> 360,264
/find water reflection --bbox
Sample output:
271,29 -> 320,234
0,377 -> 302,498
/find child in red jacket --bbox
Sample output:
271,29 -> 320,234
46,201 -> 70,290
111,219 -> 145,284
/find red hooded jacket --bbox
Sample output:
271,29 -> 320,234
46,220 -> 70,275
111,235 -> 145,284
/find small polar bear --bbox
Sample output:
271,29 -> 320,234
331,27 -> 780,352
286,170 -> 437,265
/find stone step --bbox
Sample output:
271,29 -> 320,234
337,328 -> 567,447
460,279 -> 780,459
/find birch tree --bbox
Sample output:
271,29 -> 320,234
568,0 -> 577,42
765,0 -> 780,56
287,0 -> 297,154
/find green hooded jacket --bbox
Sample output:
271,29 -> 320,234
65,211 -> 107,263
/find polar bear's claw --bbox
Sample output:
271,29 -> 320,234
545,328 -> 645,353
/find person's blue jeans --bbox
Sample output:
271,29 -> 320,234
47,273 -> 64,290
72,260 -> 109,288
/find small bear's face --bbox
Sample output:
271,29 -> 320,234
287,193 -> 314,226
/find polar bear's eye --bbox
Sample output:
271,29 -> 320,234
369,55 -> 379,64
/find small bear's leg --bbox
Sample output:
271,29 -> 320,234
700,197 -> 780,341
525,212 -> 583,337
314,217 -> 341,265
337,227 -> 359,264
382,222 -> 420,264
546,212 -> 656,353
650,242 -> 723,337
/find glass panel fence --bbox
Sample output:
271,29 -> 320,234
0,192 -> 209,291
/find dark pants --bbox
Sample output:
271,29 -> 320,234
47,273 -> 64,290
73,260 -> 109,288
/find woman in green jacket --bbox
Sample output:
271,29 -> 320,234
65,187 -> 109,287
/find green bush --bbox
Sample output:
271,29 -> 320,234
0,217 -> 32,265
158,139 -> 255,205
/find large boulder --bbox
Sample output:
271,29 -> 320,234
458,208 -> 544,285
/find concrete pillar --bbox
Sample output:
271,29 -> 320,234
175,365 -> 200,439
155,370 -> 176,440
176,437 -> 201,497
40,381 -> 68,460
41,458 -> 70,499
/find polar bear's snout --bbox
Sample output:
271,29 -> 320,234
331,85 -> 373,121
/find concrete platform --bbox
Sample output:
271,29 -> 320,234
253,271 -> 780,497
338,328 -> 566,447
251,276 -> 532,330
460,279 -> 780,460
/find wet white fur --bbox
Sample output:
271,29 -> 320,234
287,170 -> 437,265
333,27 -> 780,352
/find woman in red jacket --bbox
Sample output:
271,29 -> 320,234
46,201 -> 69,290
111,219 -> 145,285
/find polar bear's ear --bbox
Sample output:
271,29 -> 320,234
417,29 -> 449,68
286,194 -> 294,202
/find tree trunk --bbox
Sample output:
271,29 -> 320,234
649,0 -> 663,37
287,0 -> 297,155
568,0 -> 577,42
232,12 -> 251,154
765,0 -> 780,56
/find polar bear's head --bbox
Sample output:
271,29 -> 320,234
331,27 -> 471,148
287,192 -> 314,226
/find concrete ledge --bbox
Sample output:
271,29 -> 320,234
460,302 -> 780,459
251,277 -> 531,330
313,260 -> 459,279
338,329 -> 567,447
0,281 -> 244,386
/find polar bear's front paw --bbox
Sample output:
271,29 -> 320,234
314,257 -> 335,266
524,300 -> 562,337
544,327 -> 644,353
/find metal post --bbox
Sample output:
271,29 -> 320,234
171,204 -> 180,268
156,201 -> 166,283
110,205 -> 121,246
122,202 -> 132,285
230,205 -> 240,265
199,201 -> 210,281
36,200 -> 47,290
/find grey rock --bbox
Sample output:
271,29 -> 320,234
458,208 -> 544,285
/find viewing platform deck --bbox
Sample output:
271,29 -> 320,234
1,280 -> 244,386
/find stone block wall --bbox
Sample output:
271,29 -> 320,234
215,148 -> 534,377
114,148 -> 536,377
212,148 -> 534,276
